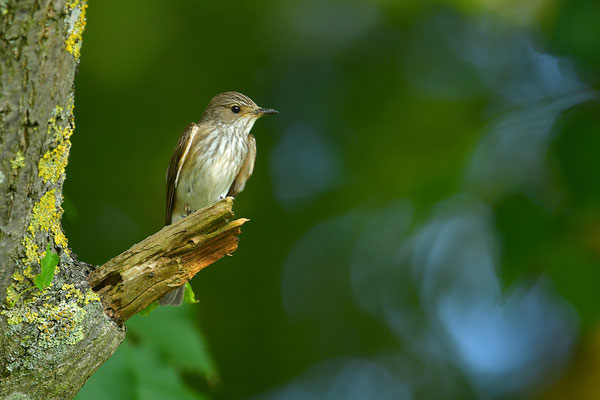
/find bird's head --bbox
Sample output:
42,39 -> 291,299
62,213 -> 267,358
201,91 -> 278,129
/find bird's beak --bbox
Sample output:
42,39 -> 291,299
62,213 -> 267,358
255,107 -> 278,116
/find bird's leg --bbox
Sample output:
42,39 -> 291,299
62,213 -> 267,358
185,204 -> 193,216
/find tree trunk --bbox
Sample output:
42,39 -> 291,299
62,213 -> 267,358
0,1 -> 124,398
0,2 -> 246,398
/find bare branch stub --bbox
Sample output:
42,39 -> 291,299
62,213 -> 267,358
88,197 -> 248,324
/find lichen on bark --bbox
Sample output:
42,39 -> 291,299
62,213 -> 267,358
0,1 -> 125,398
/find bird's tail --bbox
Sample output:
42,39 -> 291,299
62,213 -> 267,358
159,284 -> 185,306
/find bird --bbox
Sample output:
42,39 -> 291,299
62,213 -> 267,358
159,91 -> 277,306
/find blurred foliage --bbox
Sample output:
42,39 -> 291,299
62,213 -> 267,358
76,307 -> 216,399
67,0 -> 600,399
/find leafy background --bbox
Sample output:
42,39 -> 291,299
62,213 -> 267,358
67,0 -> 600,399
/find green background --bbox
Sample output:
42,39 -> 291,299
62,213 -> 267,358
68,0 -> 600,399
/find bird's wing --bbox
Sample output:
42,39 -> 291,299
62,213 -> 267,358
227,134 -> 256,197
165,123 -> 200,225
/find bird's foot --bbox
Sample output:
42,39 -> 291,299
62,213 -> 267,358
184,204 -> 193,216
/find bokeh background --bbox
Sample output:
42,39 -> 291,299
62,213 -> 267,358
66,0 -> 600,399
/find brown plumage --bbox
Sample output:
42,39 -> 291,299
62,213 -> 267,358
159,92 -> 277,306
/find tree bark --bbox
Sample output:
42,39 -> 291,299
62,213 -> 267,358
0,2 -> 246,398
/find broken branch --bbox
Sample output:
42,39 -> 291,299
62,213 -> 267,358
88,197 -> 247,325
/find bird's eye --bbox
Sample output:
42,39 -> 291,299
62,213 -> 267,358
231,105 -> 241,114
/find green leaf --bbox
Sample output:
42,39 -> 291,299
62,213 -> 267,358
76,340 -> 209,400
127,306 -> 219,381
34,243 -> 59,290
138,301 -> 159,316
129,343 -> 209,400
183,282 -> 199,304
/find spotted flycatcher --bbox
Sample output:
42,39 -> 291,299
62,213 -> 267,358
160,91 -> 277,306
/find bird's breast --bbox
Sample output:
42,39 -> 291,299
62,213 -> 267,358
176,129 -> 248,213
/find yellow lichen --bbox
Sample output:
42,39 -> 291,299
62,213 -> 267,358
3,301 -> 86,347
38,144 -> 70,184
36,303 -> 85,348
20,102 -> 75,276
22,189 -> 69,277
65,0 -> 88,62
2,283 -> 99,349
59,284 -> 99,305
3,98 -> 84,347
12,271 -> 24,283
66,0 -> 81,9
10,152 -> 25,169
5,285 -> 20,307
84,290 -> 100,305
31,190 -> 68,247
30,191 -> 59,234
39,105 -> 74,184
22,235 -> 39,279
6,312 -> 23,325
61,283 -> 85,302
